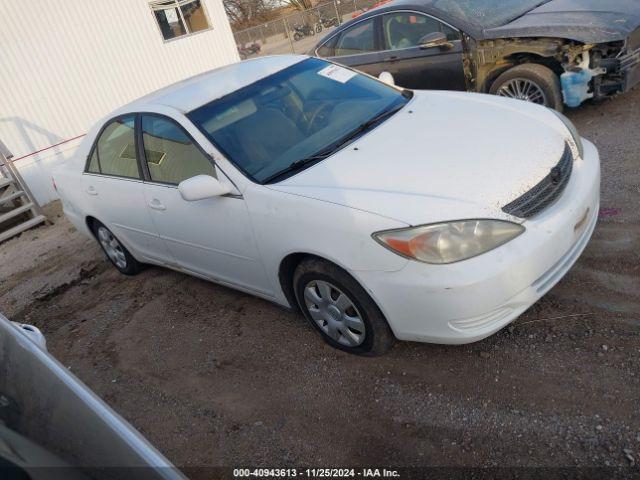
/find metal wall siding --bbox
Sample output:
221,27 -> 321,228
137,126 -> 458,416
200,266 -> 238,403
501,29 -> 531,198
0,0 -> 239,204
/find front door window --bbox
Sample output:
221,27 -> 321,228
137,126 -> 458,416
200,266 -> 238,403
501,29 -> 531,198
141,115 -> 216,185
381,12 -> 459,50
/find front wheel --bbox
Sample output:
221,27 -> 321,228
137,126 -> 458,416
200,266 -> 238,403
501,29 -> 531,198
489,63 -> 563,112
294,258 -> 395,356
92,221 -> 142,275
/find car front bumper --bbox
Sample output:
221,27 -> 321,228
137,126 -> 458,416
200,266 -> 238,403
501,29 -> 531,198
355,139 -> 600,344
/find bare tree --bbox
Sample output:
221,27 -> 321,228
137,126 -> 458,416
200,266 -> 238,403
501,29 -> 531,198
224,0 -> 319,30
224,0 -> 280,29
284,0 -> 313,11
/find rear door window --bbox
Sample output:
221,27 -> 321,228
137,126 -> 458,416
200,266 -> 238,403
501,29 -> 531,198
87,115 -> 140,179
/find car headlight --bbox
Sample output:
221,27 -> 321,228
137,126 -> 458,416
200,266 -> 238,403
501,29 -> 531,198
552,110 -> 584,159
373,220 -> 525,264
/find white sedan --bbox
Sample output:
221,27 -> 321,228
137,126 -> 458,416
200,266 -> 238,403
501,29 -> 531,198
55,55 -> 600,355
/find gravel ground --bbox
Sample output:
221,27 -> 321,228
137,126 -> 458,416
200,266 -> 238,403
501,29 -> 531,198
0,88 -> 639,474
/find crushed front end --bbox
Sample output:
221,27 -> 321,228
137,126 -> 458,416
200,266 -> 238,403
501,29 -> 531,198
566,27 -> 640,106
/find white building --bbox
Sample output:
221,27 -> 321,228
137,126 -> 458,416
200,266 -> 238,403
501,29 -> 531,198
0,0 -> 239,205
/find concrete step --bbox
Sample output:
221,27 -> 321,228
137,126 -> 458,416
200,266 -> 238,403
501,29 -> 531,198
0,177 -> 14,189
0,215 -> 46,243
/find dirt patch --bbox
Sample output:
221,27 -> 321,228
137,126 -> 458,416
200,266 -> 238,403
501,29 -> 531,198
0,89 -> 639,470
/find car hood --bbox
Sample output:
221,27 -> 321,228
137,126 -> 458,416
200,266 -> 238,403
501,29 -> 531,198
484,0 -> 640,44
268,91 -> 572,226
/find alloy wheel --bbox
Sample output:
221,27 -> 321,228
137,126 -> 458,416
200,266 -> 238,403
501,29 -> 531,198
303,280 -> 366,347
496,77 -> 547,105
97,226 -> 127,270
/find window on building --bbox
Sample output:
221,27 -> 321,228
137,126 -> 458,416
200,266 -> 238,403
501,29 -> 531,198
150,0 -> 211,41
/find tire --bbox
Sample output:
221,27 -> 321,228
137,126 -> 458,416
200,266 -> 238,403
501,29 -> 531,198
91,220 -> 142,276
489,63 -> 563,112
293,258 -> 395,356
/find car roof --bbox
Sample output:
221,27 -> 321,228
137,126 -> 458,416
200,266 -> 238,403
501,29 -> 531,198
324,0 -> 485,39
117,55 -> 308,114
320,0 -> 561,41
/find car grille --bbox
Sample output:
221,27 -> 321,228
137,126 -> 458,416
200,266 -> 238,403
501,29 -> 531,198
502,144 -> 573,218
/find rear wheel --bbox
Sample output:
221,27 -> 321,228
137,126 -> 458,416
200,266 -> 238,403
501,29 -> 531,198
489,63 -> 563,112
92,221 -> 141,276
293,258 -> 395,356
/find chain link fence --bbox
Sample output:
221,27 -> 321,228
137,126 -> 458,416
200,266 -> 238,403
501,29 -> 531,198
234,0 -> 382,58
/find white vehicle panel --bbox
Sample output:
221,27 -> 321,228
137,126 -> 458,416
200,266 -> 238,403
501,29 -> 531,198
52,55 -> 601,349
143,181 -> 273,295
81,174 -> 172,263
271,91 -> 572,225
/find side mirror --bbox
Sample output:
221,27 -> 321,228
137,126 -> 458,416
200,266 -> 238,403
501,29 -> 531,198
378,71 -> 395,86
12,322 -> 47,350
418,31 -> 453,50
178,175 -> 231,201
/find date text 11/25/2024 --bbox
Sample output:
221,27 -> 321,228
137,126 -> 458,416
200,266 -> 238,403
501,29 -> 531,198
233,468 -> 400,478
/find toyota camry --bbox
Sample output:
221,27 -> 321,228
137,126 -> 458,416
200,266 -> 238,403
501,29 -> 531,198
54,55 -> 600,355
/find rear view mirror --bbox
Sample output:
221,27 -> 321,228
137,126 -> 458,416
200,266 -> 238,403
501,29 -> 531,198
378,71 -> 395,86
418,31 -> 453,50
178,175 -> 231,201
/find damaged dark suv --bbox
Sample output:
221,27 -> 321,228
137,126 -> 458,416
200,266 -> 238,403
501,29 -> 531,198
311,0 -> 640,110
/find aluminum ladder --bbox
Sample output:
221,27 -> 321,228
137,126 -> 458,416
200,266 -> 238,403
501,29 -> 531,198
0,140 -> 46,243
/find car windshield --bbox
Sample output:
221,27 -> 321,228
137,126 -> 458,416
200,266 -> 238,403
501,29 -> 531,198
431,0 -> 551,29
187,57 -> 410,184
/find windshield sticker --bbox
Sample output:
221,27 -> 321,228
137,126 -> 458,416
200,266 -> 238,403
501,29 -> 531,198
317,64 -> 357,83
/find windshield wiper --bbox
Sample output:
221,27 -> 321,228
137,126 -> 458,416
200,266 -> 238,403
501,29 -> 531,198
262,152 -> 332,184
334,102 -> 406,149
262,102 -> 406,184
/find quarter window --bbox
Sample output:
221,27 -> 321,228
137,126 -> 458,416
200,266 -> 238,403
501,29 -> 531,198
317,35 -> 339,58
88,116 -> 140,179
382,12 -> 459,50
149,0 -> 211,41
334,18 -> 376,56
141,115 -> 216,185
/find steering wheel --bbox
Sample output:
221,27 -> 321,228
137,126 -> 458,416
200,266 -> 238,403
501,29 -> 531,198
306,103 -> 334,133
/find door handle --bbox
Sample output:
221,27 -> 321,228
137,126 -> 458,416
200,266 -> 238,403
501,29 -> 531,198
86,186 -> 98,196
148,199 -> 166,211
384,55 -> 398,62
